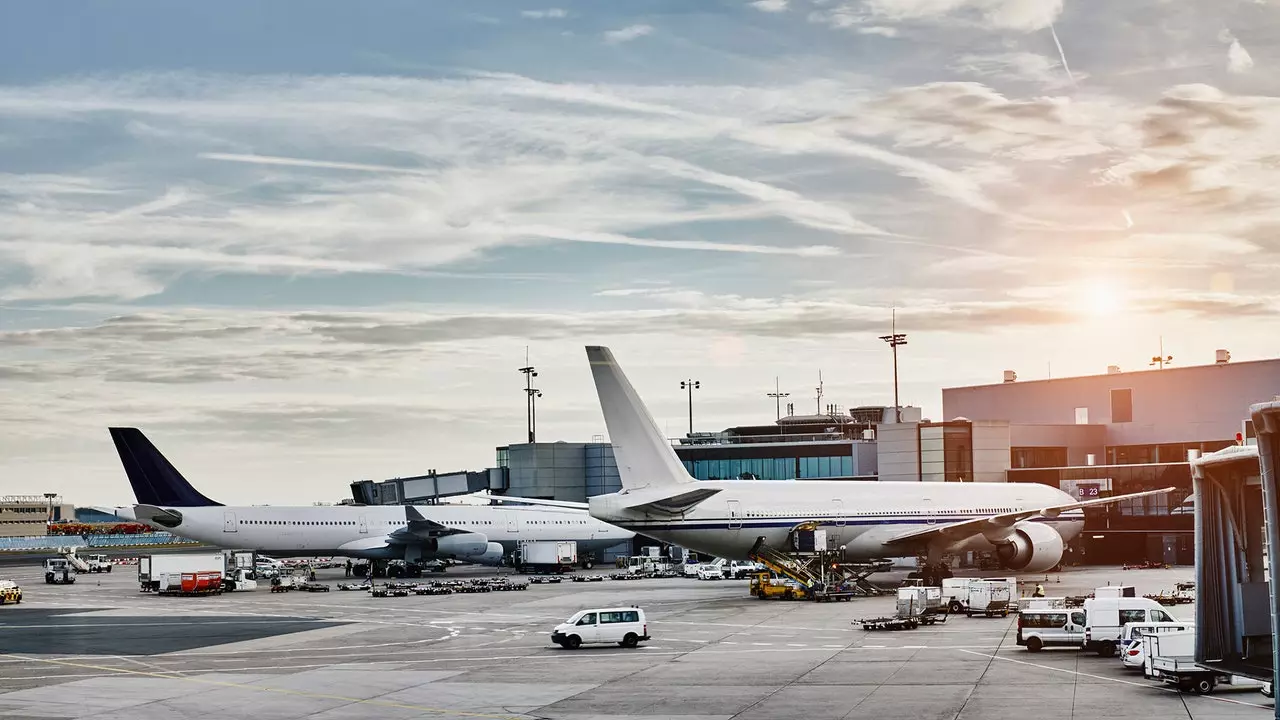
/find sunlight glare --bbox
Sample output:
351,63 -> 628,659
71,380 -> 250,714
1081,279 -> 1126,318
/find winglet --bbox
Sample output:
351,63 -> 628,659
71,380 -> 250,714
108,428 -> 222,507
587,346 -> 694,491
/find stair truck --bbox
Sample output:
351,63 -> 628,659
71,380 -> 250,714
43,558 -> 76,584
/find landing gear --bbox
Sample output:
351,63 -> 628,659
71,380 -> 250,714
917,563 -> 953,587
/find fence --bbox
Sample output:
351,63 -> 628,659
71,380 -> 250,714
0,533 -> 200,551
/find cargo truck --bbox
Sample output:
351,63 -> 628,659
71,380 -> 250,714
1143,630 -> 1267,695
138,553 -> 225,593
517,540 -> 578,574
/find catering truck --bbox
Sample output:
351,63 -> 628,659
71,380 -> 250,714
517,541 -> 578,574
138,553 -> 226,594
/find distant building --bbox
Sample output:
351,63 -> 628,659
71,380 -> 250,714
0,495 -> 73,538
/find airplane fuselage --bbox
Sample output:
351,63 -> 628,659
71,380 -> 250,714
129,504 -> 634,562
589,480 -> 1085,561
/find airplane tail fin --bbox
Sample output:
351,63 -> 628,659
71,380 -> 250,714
108,428 -> 222,507
586,346 -> 694,492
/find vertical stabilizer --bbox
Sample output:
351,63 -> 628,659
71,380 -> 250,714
109,428 -> 222,507
586,346 -> 694,491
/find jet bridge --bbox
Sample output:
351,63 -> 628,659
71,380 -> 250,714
1192,401 -> 1280,709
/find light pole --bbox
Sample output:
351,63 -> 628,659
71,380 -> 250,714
518,349 -> 539,443
767,377 -> 789,421
43,492 -> 57,524
879,308 -> 907,424
1150,336 -> 1173,370
680,379 -> 700,435
529,387 -> 543,443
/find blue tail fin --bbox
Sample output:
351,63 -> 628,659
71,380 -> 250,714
108,428 -> 222,507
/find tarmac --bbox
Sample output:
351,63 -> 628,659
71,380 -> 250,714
0,561 -> 1270,720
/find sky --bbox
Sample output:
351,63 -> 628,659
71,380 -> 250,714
2,0 -> 1278,506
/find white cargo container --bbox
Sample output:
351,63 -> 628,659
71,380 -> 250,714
138,553 -> 225,592
518,541 -> 577,574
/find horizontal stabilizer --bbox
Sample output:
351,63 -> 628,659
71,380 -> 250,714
621,487 -> 722,515
882,486 -> 1178,548
387,506 -> 455,542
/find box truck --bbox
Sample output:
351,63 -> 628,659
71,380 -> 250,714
139,553 -> 225,593
518,540 -> 578,574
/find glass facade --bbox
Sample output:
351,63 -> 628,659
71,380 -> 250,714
686,456 -> 855,479
681,455 -> 854,480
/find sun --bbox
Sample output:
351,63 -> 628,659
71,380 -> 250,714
1080,279 -> 1127,318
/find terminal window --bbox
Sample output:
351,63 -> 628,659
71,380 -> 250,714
1111,388 -> 1133,423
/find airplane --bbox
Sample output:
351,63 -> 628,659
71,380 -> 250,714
104,427 -> 634,568
534,346 -> 1176,584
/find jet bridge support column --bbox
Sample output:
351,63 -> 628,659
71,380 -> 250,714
1191,403 -> 1280,713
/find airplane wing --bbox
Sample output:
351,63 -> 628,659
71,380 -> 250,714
386,506 -> 470,542
881,486 -> 1178,548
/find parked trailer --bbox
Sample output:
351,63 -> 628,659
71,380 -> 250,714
138,553 -> 226,592
1142,630 -> 1266,695
517,541 -> 578,575
157,571 -> 224,596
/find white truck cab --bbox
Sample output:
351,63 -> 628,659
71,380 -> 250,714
552,607 -> 649,649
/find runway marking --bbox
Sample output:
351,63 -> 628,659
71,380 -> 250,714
0,620 -> 326,629
0,654 -> 530,720
956,650 -> 1272,709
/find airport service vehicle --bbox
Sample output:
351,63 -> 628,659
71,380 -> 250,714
138,552 -> 226,593
1143,631 -> 1267,695
942,577 -> 1017,616
1082,596 -> 1178,656
1119,622 -> 1194,671
42,558 -> 76,584
103,427 -> 634,569
750,572 -> 810,600
1017,609 -> 1086,652
513,347 -> 1173,586
68,553 -> 113,573
696,564 -> 723,580
551,607 -> 649,649
0,579 -> 22,604
517,540 -> 578,574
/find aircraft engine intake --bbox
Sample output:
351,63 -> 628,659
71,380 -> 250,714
424,532 -> 490,558
994,521 -> 1064,574
471,542 -> 505,566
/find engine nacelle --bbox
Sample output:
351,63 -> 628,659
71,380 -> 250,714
424,532 -> 489,558
470,542 -> 506,566
994,522 -> 1064,574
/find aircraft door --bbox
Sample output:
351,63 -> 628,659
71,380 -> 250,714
506,511 -> 517,533
727,500 -> 742,529
223,512 -> 238,533
358,515 -> 368,534
833,499 -> 845,527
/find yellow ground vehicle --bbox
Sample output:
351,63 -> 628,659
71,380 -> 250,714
750,572 -> 810,601
0,579 -> 22,605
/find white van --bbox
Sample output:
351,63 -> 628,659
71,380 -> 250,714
552,607 -> 649,649
1017,609 -> 1086,652
1083,597 -> 1178,656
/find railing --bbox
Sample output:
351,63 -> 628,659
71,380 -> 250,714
672,433 -> 867,446
0,533 -> 201,551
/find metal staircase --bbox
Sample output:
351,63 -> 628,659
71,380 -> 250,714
748,536 -> 894,599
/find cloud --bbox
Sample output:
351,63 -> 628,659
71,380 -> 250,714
1228,39 -> 1255,74
603,24 -> 653,44
951,52 -> 1075,87
859,26 -> 900,36
521,8 -> 567,19
750,0 -> 790,11
813,0 -> 1063,32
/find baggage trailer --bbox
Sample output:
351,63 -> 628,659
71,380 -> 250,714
1143,630 -> 1267,695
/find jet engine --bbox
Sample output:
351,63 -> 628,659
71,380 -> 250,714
993,522 -> 1064,573
424,532 -> 490,558
470,542 -> 505,566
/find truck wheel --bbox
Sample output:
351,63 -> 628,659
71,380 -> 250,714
45,573 -> 54,584
1097,644 -> 1116,658
1190,677 -> 1216,695
1026,637 -> 1043,653
620,633 -> 639,648
949,600 -> 964,613
565,635 -> 581,650
583,561 -> 593,570
107,565 -> 112,573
